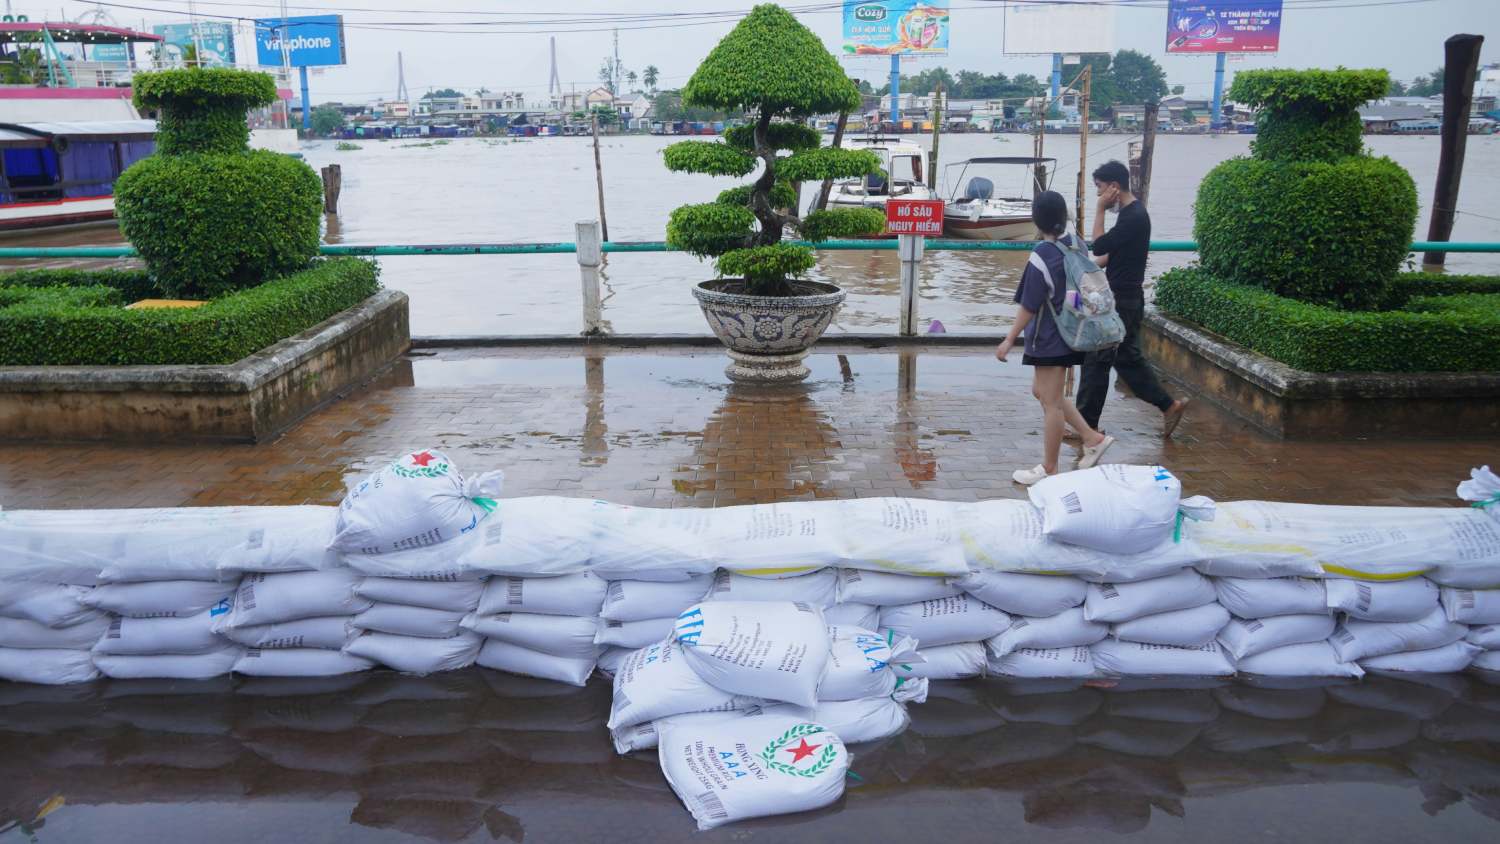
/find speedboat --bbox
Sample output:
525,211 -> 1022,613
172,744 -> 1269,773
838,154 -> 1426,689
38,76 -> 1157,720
941,156 -> 1054,241
821,136 -> 937,214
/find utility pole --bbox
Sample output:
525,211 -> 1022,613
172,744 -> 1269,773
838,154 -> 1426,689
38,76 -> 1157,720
1076,66 -> 1091,237
188,1 -> 205,66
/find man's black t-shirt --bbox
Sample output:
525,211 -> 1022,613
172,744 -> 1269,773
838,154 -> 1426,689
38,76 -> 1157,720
1091,199 -> 1150,294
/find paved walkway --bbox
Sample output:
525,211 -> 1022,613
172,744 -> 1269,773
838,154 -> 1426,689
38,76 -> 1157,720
0,344 -> 1487,510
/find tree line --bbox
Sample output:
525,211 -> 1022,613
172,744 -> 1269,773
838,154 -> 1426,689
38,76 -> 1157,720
864,50 -> 1173,116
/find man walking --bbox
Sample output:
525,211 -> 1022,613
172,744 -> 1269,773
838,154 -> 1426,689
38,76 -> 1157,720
1076,160 -> 1188,438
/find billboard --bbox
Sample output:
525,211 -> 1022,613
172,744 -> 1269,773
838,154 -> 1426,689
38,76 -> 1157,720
254,14 -> 346,67
841,2 -> 949,57
152,22 -> 237,67
1002,0 -> 1115,55
1166,1 -> 1283,54
91,43 -> 129,63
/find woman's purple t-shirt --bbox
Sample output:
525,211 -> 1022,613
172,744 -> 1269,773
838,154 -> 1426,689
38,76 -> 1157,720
1013,235 -> 1074,358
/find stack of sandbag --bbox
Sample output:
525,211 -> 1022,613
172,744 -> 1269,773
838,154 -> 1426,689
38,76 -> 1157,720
594,573 -> 713,674
1457,465 -> 1500,673
466,572 -> 608,686
332,449 -> 503,674
89,578 -> 241,680
1326,578 -> 1478,674
0,581 -> 106,684
1213,576 -> 1356,678
209,569 -> 369,677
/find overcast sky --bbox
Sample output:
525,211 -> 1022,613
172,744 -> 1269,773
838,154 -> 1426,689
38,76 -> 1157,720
37,0 -> 1500,104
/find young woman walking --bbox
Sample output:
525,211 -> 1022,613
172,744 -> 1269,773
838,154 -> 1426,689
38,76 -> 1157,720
994,190 -> 1115,486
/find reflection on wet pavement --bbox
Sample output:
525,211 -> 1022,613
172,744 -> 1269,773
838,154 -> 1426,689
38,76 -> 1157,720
3,670 -> 1499,842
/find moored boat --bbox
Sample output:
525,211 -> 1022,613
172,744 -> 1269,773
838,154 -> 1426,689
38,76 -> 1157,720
941,156 -> 1054,240
822,136 -> 938,216
0,120 -> 155,232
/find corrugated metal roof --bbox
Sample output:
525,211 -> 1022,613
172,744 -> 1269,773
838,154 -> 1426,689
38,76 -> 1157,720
0,120 -> 156,139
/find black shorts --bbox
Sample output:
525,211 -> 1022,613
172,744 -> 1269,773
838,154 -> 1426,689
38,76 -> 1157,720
1023,352 -> 1086,367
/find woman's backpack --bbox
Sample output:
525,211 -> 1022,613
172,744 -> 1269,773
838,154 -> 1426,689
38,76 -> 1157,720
1027,236 -> 1126,352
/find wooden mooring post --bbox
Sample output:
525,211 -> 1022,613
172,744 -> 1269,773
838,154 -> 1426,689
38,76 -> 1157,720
320,164 -> 341,214
592,114 -> 610,242
1424,33 -> 1484,269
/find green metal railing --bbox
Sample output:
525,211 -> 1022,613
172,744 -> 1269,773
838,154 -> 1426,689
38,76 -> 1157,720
1,240 -> 1498,259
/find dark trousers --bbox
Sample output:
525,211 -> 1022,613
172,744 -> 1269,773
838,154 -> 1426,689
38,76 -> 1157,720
1076,291 -> 1174,430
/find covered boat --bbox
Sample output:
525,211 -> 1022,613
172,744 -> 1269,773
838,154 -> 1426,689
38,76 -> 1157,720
941,156 -> 1054,241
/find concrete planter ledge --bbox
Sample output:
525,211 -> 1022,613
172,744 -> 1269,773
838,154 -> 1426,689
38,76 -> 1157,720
1142,307 -> 1500,439
0,290 -> 410,443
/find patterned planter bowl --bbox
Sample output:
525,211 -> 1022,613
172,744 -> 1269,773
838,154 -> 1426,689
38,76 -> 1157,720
692,279 -> 846,383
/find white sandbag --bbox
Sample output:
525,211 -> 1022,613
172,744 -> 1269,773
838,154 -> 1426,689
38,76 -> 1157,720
986,607 -> 1107,657
79,579 -> 233,619
762,697 -> 913,745
1028,465 -> 1195,554
0,583 -> 97,627
1218,614 -> 1338,660
658,712 -> 848,831
1236,641 -> 1364,678
224,569 -> 369,628
596,646 -> 632,677
93,645 -> 241,679
610,708 -> 753,755
957,498 -> 1206,580
1083,569 -> 1216,624
988,645 -> 1096,678
214,615 -> 353,650
0,646 -> 100,684
953,570 -> 1086,617
331,448 -> 504,555
593,502 -> 843,577
0,614 -> 109,650
1469,625 -> 1500,649
822,603 -> 879,630
1474,649 -> 1500,671
878,594 -> 1010,648
607,641 -> 752,730
460,611 -> 601,660
1440,587 -> 1500,624
355,577 -> 484,612
705,569 -> 838,608
0,505 -> 336,585
1213,576 -> 1328,619
601,576 -> 712,622
1090,640 -> 1235,676
233,647 -> 374,677
475,638 -> 597,686
92,611 -> 226,656
1329,607 -> 1468,662
836,497 -> 968,576
820,626 -> 917,701
351,603 -> 467,639
1193,500 -> 1500,581
1361,641 -> 1482,673
343,630 -> 482,674
477,572 -> 608,618
216,505 -> 341,575
836,568 -> 958,606
676,602 -> 829,707
343,496 -> 599,579
894,642 -> 985,680
593,617 -> 674,649
1325,578 -> 1438,622
1112,603 -> 1231,647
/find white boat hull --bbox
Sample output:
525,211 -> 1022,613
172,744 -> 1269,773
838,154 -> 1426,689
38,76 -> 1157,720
943,214 -> 1035,240
0,196 -> 116,233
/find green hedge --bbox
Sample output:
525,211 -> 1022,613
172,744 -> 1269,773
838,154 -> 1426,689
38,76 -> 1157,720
0,258 -> 380,366
1393,272 -> 1500,298
1154,268 -> 1500,373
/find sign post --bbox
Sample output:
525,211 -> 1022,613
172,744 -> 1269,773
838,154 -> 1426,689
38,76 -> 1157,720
886,198 -> 943,337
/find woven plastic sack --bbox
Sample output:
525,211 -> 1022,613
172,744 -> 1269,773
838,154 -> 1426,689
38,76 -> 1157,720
352,604 -> 467,639
93,645 -> 241,679
1440,587 -> 1500,624
1361,641 -> 1482,673
989,645 -> 1096,678
1083,569 -> 1216,624
214,615 -> 353,650
343,630 -> 482,674
704,569 -> 839,608
80,579 -> 234,619
0,646 -> 99,684
1212,576 -> 1327,619
1472,649 -> 1500,671
1028,465 -> 1194,554
1329,607 -> 1467,662
233,647 -> 374,677
593,617 -> 674,649
0,615 -> 108,650
0,583 -> 98,628
225,570 -> 369,629
1469,625 -> 1500,649
956,498 -> 1207,580
822,603 -> 879,630
763,697 -> 914,745
92,609 -> 228,656
332,448 -> 503,555
1090,640 -> 1234,676
953,570 -> 1086,617
675,601 -> 830,707
460,611 -> 601,660
478,572 -> 608,618
1217,614 -> 1337,660
878,594 -> 1010,648
986,606 -> 1107,657
658,712 -> 848,830
1111,602 -> 1230,647
820,626 -> 918,701
836,568 -> 959,605
355,577 -> 484,613
607,641 -> 753,730
1236,642 -> 1363,678
475,638 -> 597,686
893,642 -> 986,680
1325,578 -> 1438,622
601,576 -> 712,622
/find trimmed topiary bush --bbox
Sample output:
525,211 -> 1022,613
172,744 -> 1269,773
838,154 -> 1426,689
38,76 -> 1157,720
116,68 -> 323,299
663,4 -> 885,296
1193,68 -> 1416,311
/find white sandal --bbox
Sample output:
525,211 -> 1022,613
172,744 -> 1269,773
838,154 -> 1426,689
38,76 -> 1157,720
1078,435 -> 1116,469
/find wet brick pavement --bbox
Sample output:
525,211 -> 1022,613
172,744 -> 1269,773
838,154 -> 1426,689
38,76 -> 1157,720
0,344 -> 1490,510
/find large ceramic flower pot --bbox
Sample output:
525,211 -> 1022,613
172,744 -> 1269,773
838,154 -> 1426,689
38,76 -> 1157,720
692,279 -> 846,383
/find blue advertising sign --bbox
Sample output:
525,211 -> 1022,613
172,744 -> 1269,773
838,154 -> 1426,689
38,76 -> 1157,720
841,2 -> 949,57
91,43 -> 129,63
1166,1 -> 1282,54
254,14 -> 346,67
153,21 -> 237,67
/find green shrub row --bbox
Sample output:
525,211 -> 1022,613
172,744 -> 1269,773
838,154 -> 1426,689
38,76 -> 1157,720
1393,272 -> 1500,298
1154,268 -> 1500,373
0,258 -> 380,366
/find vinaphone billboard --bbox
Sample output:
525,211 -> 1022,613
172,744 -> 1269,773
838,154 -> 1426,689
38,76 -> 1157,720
254,14 -> 347,67
842,2 -> 950,57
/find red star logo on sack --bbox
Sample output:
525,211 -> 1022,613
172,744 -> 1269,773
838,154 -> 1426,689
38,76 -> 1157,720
409,451 -> 435,467
784,738 -> 821,763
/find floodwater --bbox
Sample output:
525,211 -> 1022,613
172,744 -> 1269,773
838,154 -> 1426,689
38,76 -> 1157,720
3,671 -> 1499,842
5,133 -> 1499,336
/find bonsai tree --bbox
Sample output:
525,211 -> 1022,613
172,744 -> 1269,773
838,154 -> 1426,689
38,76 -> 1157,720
115,68 -> 323,299
663,4 -> 885,297
1194,69 -> 1417,310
